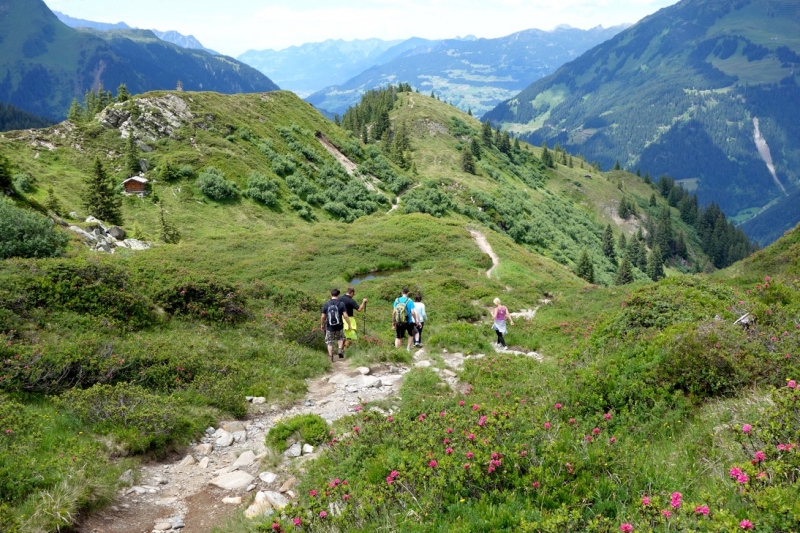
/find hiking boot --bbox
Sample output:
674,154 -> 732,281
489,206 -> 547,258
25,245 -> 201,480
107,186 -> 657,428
338,352 -> 345,359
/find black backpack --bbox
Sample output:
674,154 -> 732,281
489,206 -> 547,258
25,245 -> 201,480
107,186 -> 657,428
326,300 -> 341,327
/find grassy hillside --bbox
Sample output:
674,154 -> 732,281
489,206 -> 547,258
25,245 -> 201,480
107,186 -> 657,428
0,0 -> 277,120
485,0 -> 800,246
0,89 -> 794,531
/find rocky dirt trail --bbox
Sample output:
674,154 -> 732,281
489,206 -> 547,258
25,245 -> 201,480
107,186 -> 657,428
469,229 -> 499,278
78,230 -> 544,533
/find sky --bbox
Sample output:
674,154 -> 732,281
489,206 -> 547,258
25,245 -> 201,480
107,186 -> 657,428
44,0 -> 679,57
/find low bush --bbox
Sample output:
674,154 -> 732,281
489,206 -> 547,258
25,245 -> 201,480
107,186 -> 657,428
265,414 -> 329,452
12,174 -> 32,193
246,171 -> 279,206
0,198 -> 68,259
154,278 -> 248,323
195,167 -> 238,200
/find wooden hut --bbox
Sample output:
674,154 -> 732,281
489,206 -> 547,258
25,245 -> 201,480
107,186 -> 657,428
122,176 -> 149,196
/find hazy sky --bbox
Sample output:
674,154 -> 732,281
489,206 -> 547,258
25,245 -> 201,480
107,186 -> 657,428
44,0 -> 679,57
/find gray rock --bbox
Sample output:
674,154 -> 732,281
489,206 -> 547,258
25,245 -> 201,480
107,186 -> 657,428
222,496 -> 242,504
108,226 -> 126,240
198,457 -> 210,469
302,444 -> 315,455
154,522 -> 172,531
205,427 -> 216,435
178,455 -> 196,467
263,491 -> 290,509
414,360 -> 432,368
232,430 -> 246,443
222,421 -> 246,433
251,397 -> 266,405
283,442 -> 302,458
118,469 -> 133,485
215,430 -> 234,448
69,225 -> 97,242
195,443 -> 213,455
244,501 -> 272,519
232,450 -> 256,468
69,211 -> 79,219
246,483 -> 256,492
259,471 -> 278,484
278,476 -> 298,493
85,216 -> 102,224
123,238 -> 150,250
210,471 -> 255,491
357,366 -> 371,375
346,375 -> 380,388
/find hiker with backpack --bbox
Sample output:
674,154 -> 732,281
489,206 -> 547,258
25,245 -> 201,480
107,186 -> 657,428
491,297 -> 514,348
392,287 -> 420,350
340,287 -> 368,353
320,288 -> 352,362
413,293 -> 427,347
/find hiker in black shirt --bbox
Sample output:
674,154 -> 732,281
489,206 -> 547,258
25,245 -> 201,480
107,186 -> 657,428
340,287 -> 367,354
320,288 -> 351,362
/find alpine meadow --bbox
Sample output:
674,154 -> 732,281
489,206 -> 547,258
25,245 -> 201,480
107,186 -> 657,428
1,1 -> 800,532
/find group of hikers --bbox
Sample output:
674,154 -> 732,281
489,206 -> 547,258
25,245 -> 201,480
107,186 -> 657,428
320,287 -> 512,361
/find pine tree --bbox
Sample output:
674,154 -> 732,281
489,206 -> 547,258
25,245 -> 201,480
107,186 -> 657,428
613,159 -> 621,171
45,185 -> 62,215
83,157 -> 122,225
499,131 -> 511,154
430,90 -> 435,98
617,232 -> 627,254
649,193 -> 657,207
576,249 -> 595,283
568,155 -> 573,168
644,172 -> 652,184
541,142 -> 554,168
461,147 -> 475,174
618,197 -> 631,219
67,98 -> 83,123
116,84 -> 130,102
467,107 -> 472,116
0,154 -> 12,191
471,138 -> 481,160
159,204 -> 180,244
602,224 -> 616,262
514,138 -> 521,151
482,119 -> 493,145
614,257 -> 633,285
647,244 -> 665,281
675,232 -> 687,259
125,134 -> 140,175
334,114 -> 341,126
131,221 -> 145,240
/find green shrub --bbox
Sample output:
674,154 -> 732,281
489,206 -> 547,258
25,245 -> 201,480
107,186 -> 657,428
266,414 -> 329,452
195,167 -> 238,200
56,383 -> 202,454
12,174 -> 32,193
246,171 -> 279,206
272,155 -> 296,177
154,278 -> 249,323
0,198 -> 68,259
402,184 -> 454,218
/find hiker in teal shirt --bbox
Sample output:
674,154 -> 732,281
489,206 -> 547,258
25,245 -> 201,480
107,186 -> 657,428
392,287 -> 419,350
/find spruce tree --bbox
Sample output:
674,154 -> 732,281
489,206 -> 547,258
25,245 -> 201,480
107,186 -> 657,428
568,155 -> 573,168
83,157 -> 122,225
617,232 -> 627,254
649,193 -> 657,207
576,249 -> 595,283
613,159 -> 621,171
602,224 -> 616,262
614,257 -> 634,285
0,154 -> 12,191
67,99 -> 83,123
499,131 -> 511,154
45,185 -> 62,215
467,107 -> 472,116
481,119 -> 493,145
116,84 -> 130,102
125,134 -> 140,175
647,244 -> 665,281
541,142 -> 554,168
471,138 -> 481,160
461,148 -> 475,174
675,232 -> 687,259
159,204 -> 180,244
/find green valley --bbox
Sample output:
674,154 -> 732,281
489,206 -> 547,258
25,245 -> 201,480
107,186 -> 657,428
0,85 -> 797,533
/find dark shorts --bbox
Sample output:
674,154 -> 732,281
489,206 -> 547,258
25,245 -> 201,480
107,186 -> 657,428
395,322 -> 416,339
325,329 -> 345,345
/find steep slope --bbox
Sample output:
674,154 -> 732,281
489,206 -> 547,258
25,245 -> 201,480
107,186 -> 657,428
0,0 -> 277,120
485,0 -> 800,245
238,38 -> 407,97
0,100 -> 54,131
306,25 -> 627,117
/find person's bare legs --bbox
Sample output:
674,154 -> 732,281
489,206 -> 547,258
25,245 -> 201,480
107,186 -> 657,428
337,339 -> 345,357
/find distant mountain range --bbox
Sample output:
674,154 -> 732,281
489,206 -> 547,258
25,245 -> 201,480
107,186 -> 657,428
485,0 -> 800,245
53,11 -> 219,55
301,26 -> 629,117
0,0 -> 277,120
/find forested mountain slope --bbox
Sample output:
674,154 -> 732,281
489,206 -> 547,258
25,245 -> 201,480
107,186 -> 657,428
0,0 -> 277,120
485,0 -> 800,246
306,25 -> 627,117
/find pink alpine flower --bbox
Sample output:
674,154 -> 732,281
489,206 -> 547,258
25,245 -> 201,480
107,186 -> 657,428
742,424 -> 752,434
342,494 -> 350,500
788,380 -> 797,389
641,496 -> 651,506
695,505 -> 710,515
661,509 -> 672,518
353,426 -> 360,433
604,413 -> 612,420
387,416 -> 394,422
468,433 -> 475,441
271,523 -> 280,531
319,511 -> 327,518
754,450 -> 766,462
737,473 -> 749,484
532,481 -> 539,488
446,427 -> 453,433
293,517 -> 302,526
478,415 -> 487,426
466,451 -> 474,459
544,422 -> 551,430
463,463 -> 470,469
472,404 -> 480,411
740,519 -> 754,529
609,437 -> 617,444
569,418 -> 576,424
620,524 -> 633,532
390,470 -> 399,478
446,447 -> 453,455
730,467 -> 743,478
459,400 -> 465,406
309,490 -> 317,497
592,427 -> 600,435
429,460 -> 438,468
386,476 -> 394,485
586,435 -> 592,442
670,492 -> 682,509
443,438 -> 450,444
555,403 -> 563,410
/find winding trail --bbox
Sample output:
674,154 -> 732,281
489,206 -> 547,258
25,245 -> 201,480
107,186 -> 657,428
469,229 -> 499,278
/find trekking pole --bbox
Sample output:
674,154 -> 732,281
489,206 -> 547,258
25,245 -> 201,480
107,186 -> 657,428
363,301 -> 367,337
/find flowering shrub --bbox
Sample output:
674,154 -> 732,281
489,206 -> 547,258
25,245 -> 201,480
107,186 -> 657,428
155,278 -> 248,323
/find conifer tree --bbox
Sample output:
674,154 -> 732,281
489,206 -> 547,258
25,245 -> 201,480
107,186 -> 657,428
644,172 -> 652,184
614,256 -> 633,285
649,193 -> 657,207
540,142 -> 554,168
514,137 -> 521,151
499,131 -> 511,154
467,107 -> 472,116
116,83 -> 130,102
481,119 -> 493,145
334,114 -> 341,126
602,224 -> 616,262
67,99 -> 83,123
471,138 -> 481,160
568,155 -> 573,168
125,134 -> 140,175
83,157 -> 122,225
159,203 -> 180,244
131,221 -> 145,240
617,232 -> 627,254
675,232 -> 687,259
45,185 -> 62,215
576,249 -> 595,283
647,244 -> 665,281
613,159 -> 621,171
461,147 -> 475,174
0,154 -> 12,191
